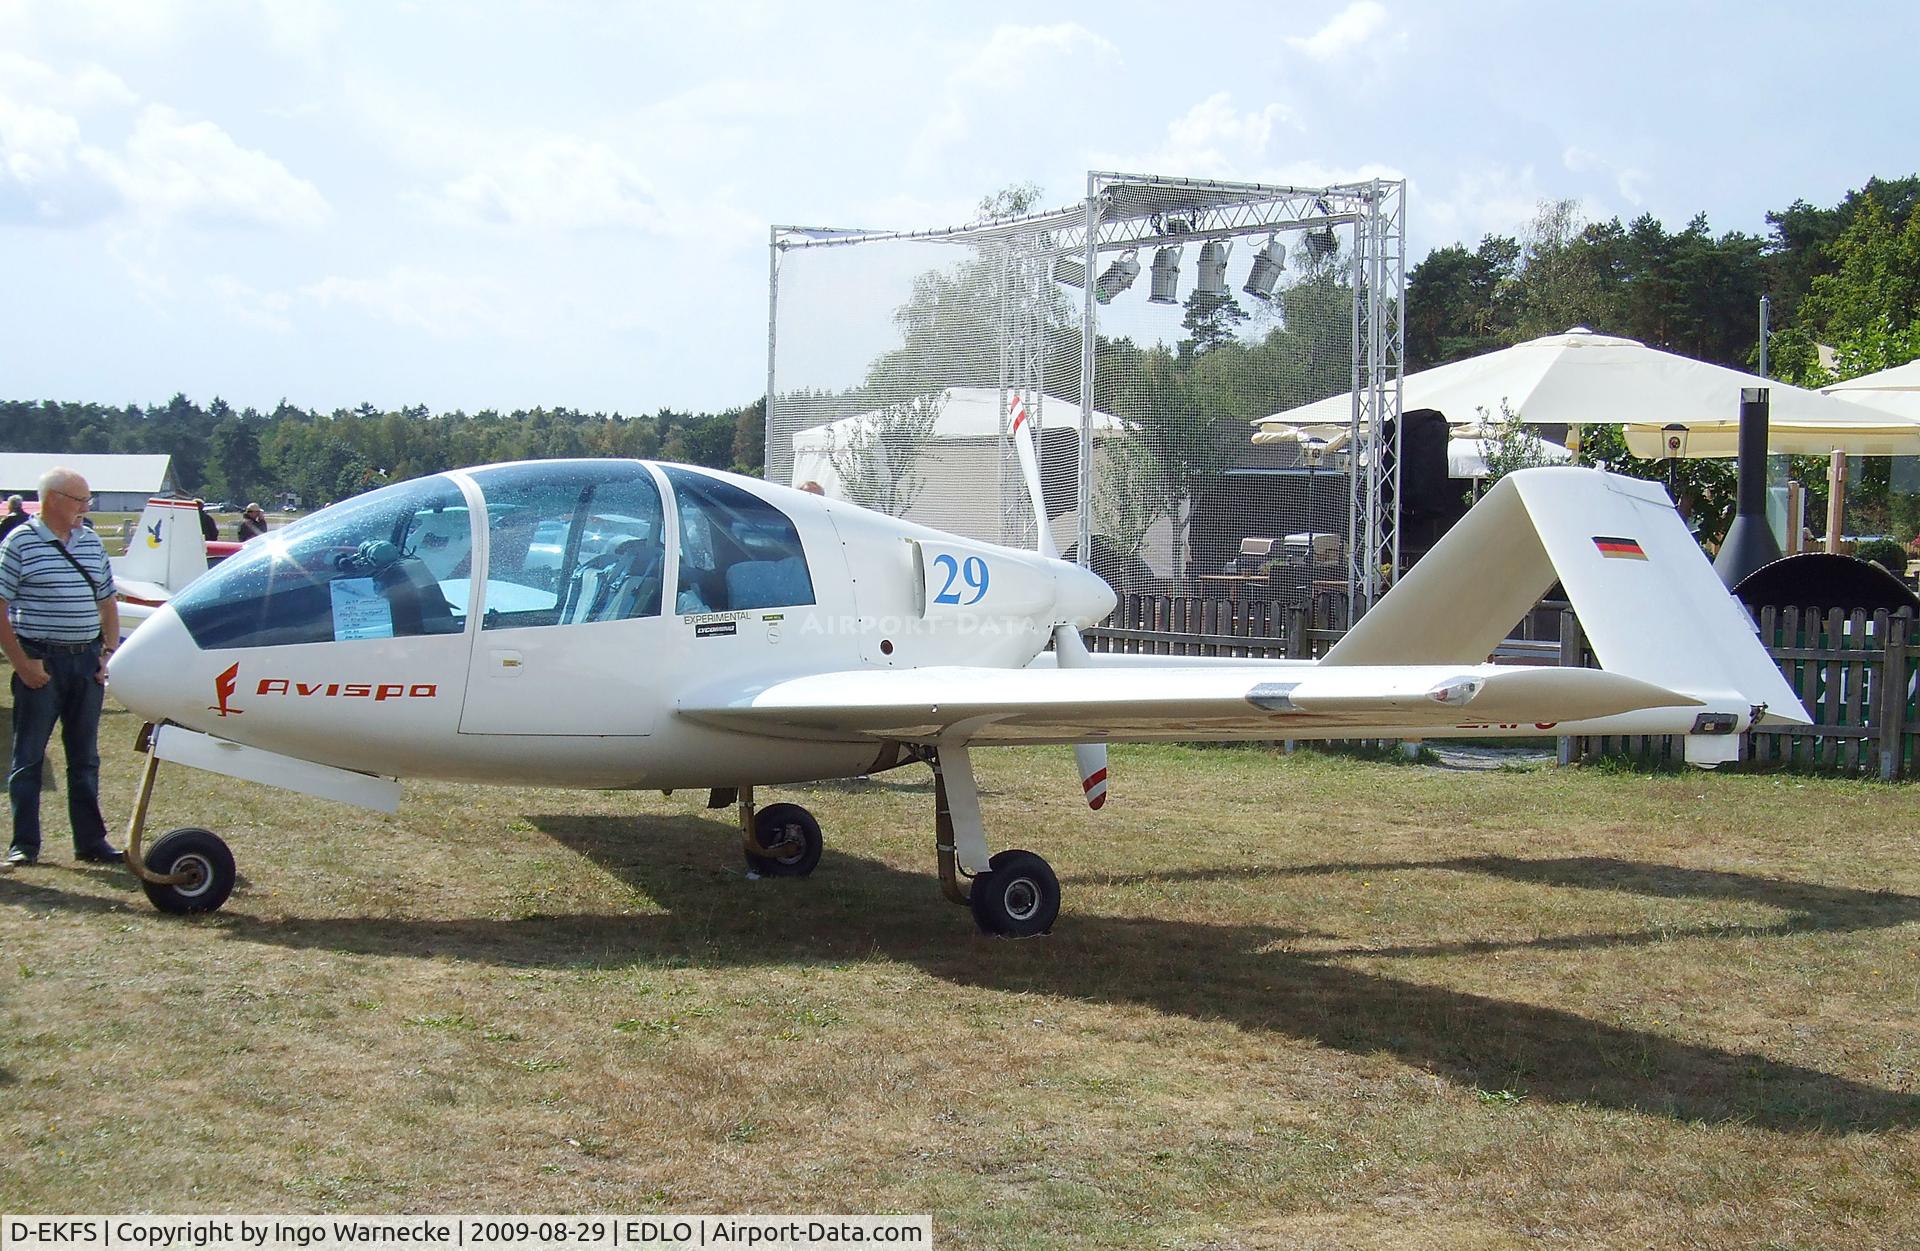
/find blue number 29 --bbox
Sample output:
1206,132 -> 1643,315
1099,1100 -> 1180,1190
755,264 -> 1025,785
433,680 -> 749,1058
932,554 -> 990,605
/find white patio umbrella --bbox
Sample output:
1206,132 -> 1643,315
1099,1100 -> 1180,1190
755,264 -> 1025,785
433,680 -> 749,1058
1252,421 -> 1571,478
1251,327 -> 1920,458
1822,358 -> 1920,420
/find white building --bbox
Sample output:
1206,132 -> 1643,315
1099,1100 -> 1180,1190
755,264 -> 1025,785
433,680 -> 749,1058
0,453 -> 180,513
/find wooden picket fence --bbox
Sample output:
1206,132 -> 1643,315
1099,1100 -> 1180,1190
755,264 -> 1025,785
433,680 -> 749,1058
1562,607 -> 1920,779
1086,594 -> 1920,780
1084,593 -> 1346,660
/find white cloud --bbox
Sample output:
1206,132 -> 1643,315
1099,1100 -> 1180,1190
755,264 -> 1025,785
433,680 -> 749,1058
1413,164 -> 1553,252
302,267 -> 521,339
1563,144 -> 1649,208
0,54 -> 329,228
207,273 -> 293,333
1288,2 -> 1390,61
0,51 -> 138,110
256,0 -> 340,60
1091,93 -> 1300,182
80,104 -> 331,228
908,23 -> 1119,173
424,131 -> 659,231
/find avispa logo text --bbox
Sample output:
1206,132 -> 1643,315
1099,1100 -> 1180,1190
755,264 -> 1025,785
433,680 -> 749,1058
255,679 -> 439,701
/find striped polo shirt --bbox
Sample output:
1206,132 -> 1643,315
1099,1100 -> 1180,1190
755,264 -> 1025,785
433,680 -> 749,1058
0,520 -> 115,643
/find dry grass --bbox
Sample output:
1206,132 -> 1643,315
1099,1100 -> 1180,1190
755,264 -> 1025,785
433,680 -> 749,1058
2,670 -> 1918,1248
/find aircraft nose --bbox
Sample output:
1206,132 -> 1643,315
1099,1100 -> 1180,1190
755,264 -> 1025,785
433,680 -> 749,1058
1054,559 -> 1117,628
108,604 -> 197,724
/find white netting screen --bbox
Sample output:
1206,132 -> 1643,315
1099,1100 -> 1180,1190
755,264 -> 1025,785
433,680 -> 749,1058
768,174 -> 1404,616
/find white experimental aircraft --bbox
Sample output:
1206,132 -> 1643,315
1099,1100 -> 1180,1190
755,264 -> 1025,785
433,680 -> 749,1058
104,405 -> 1808,935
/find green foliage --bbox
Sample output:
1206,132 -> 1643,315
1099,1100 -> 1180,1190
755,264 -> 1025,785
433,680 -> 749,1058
823,392 -> 945,517
1472,401 -> 1558,487
0,394 -> 767,505
1854,538 -> 1908,573
1406,235 -> 1519,367
1179,290 -> 1249,355
1798,190 -> 1920,358
1576,422 -> 1737,547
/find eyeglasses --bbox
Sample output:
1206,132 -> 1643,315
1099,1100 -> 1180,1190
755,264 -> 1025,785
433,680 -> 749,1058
52,490 -> 95,507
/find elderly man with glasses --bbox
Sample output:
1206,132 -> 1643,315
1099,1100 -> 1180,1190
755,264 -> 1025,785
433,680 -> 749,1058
0,468 -> 122,868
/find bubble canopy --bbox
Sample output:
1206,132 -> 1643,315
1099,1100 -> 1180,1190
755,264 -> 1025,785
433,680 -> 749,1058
167,461 -> 816,651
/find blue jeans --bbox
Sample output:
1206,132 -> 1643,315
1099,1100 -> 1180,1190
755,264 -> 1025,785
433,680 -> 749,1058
9,643 -> 110,855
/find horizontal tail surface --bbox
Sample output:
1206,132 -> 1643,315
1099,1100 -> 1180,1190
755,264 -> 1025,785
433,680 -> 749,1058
1324,468 -> 1808,727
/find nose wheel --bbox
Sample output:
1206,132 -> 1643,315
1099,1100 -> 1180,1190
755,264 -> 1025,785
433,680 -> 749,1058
122,726 -> 237,915
738,792 -> 823,877
139,827 -> 236,914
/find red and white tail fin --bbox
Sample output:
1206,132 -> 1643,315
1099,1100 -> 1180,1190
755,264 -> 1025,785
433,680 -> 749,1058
113,497 -> 208,599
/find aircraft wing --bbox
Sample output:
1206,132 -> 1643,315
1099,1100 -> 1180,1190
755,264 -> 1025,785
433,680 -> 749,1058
114,576 -> 171,605
679,663 -> 1705,745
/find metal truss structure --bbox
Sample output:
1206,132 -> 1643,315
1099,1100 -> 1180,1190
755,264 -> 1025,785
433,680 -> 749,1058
769,171 -> 1405,612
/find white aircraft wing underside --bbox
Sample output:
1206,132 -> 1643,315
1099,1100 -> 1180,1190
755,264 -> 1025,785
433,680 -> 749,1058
679,663 -> 1703,745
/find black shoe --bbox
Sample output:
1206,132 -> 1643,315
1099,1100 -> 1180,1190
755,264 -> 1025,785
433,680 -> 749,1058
75,844 -> 123,864
6,846 -> 38,866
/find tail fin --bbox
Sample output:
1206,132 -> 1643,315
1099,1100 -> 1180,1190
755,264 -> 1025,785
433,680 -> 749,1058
1323,468 -> 1808,729
113,497 -> 208,594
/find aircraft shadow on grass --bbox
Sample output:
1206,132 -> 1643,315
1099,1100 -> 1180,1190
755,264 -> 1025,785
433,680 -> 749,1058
6,811 -> 1918,1134
236,815 -> 1920,1132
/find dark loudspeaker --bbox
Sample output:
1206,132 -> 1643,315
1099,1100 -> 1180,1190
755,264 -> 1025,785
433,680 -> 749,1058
1388,408 -> 1453,519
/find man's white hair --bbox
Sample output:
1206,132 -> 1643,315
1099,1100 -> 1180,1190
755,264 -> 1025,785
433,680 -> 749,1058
37,467 -> 84,497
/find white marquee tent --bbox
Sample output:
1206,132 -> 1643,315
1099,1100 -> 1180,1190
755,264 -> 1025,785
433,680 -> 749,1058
1252,327 -> 1920,459
790,386 -> 1136,556
1822,358 -> 1920,420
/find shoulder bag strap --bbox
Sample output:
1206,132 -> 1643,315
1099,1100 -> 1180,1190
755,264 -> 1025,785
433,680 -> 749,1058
35,522 -> 103,598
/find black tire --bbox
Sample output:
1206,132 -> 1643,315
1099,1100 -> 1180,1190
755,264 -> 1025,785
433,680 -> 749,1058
746,803 -> 822,877
140,827 -> 236,915
969,849 -> 1059,938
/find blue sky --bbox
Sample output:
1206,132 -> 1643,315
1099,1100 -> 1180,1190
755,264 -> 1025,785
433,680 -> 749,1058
1,0 -> 1913,416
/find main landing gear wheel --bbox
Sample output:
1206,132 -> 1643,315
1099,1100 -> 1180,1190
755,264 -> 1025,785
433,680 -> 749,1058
139,827 -> 236,915
746,803 -> 823,877
968,849 -> 1059,938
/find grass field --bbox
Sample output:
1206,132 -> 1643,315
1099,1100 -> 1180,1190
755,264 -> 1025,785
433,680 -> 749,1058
1,668 -> 1917,1248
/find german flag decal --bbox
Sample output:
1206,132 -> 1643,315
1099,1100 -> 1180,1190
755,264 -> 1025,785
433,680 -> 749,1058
1593,535 -> 1648,560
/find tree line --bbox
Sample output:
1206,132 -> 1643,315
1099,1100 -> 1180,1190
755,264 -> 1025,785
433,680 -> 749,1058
0,396 -> 765,510
1407,175 -> 1920,541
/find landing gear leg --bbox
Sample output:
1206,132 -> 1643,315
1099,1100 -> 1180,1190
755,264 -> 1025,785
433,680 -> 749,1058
930,741 -> 1058,938
123,724 -> 237,915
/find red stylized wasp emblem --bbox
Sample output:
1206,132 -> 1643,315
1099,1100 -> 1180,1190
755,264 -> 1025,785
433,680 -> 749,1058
210,662 -> 243,717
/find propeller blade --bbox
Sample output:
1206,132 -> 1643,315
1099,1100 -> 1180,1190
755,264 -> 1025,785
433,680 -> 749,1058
1008,392 -> 1058,559
1052,623 -> 1109,809
1074,741 -> 1109,810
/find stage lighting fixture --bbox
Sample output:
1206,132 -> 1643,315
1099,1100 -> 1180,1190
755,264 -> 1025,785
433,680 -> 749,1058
1093,249 -> 1141,304
1304,225 -> 1337,261
1196,240 -> 1232,297
1148,245 -> 1182,304
1243,236 -> 1286,301
1054,255 -> 1087,288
